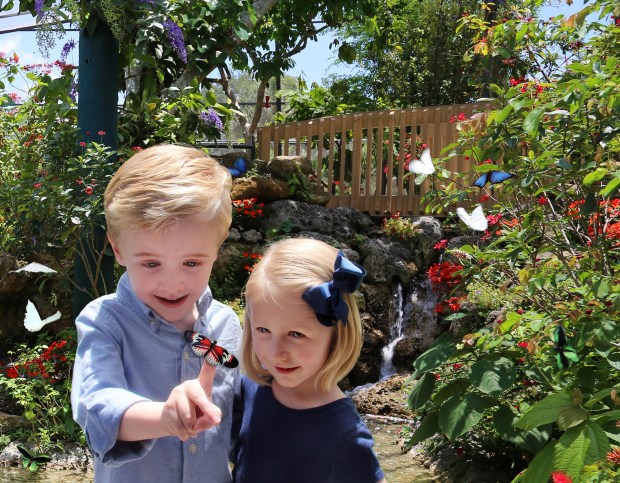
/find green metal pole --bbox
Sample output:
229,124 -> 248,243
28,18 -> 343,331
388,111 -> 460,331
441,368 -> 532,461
73,20 -> 118,317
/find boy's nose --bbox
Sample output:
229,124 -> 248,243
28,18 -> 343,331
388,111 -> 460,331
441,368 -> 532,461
158,272 -> 185,294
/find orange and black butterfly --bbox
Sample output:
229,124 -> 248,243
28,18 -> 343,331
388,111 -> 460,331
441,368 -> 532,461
184,330 -> 239,368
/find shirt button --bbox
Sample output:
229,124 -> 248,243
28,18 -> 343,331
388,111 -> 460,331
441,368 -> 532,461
183,351 -> 190,360
189,443 -> 198,454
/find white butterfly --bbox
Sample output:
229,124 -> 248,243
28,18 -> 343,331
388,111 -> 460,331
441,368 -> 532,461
24,300 -> 62,332
456,206 -> 488,231
11,262 -> 57,274
408,148 -> 435,175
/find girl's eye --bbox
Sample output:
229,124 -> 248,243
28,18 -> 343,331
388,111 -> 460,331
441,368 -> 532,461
256,327 -> 270,334
289,331 -> 305,338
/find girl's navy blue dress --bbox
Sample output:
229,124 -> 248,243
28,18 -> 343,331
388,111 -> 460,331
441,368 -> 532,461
232,377 -> 384,483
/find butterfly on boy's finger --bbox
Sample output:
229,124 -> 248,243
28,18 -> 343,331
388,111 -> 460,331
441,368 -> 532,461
553,325 -> 579,371
184,330 -> 239,368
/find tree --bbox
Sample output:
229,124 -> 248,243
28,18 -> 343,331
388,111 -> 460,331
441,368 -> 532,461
330,0 -> 524,109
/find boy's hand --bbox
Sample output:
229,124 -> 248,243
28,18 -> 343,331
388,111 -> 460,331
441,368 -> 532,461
161,362 -> 222,441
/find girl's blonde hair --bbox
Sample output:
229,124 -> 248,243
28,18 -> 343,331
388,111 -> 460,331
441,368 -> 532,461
104,144 -> 233,242
241,238 -> 364,392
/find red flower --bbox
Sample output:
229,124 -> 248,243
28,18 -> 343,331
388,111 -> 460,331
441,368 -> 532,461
480,194 -> 490,203
433,239 -> 448,250
607,447 -> 620,465
551,471 -> 572,483
79,141 -> 86,147
517,341 -> 528,349
537,195 -> 548,205
98,130 -> 106,136
85,186 -> 94,195
5,367 -> 19,378
33,182 -> 42,189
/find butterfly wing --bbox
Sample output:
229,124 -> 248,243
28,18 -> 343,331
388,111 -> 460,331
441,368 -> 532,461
472,172 -> 489,188
488,170 -> 514,184
456,206 -> 488,231
228,157 -> 248,178
184,330 -> 239,368
408,148 -> 435,175
554,326 -> 579,370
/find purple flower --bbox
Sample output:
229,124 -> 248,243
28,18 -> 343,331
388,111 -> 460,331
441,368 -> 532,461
163,19 -> 187,64
34,0 -> 44,18
199,108 -> 223,130
60,40 -> 76,62
69,79 -> 78,103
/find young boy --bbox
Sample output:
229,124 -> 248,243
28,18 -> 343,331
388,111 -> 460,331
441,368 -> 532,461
71,144 -> 241,483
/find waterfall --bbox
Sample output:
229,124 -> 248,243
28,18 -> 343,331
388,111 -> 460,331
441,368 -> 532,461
379,283 -> 405,379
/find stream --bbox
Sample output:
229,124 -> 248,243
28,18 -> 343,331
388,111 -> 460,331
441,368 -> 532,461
0,421 -> 437,482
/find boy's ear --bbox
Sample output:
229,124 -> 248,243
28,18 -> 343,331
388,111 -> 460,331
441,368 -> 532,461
108,236 -> 126,266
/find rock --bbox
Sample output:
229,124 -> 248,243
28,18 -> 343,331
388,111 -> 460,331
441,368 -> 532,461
359,238 -> 418,285
0,412 -> 27,433
230,176 -> 290,202
265,200 -> 333,234
350,375 -> 415,419
267,155 -> 314,180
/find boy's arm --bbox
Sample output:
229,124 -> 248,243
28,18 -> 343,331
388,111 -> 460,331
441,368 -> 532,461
118,363 -> 221,441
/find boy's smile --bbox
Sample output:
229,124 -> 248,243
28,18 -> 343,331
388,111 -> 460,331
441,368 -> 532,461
109,216 -> 220,331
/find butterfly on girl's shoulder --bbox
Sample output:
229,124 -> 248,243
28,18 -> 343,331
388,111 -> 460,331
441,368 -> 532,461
17,445 -> 51,472
553,325 -> 579,370
184,330 -> 239,368
228,157 -> 248,178
472,170 -> 514,188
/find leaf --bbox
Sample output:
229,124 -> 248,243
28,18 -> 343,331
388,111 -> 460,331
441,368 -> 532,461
557,404 -> 588,431
408,411 -> 439,445
515,392 -> 574,430
583,168 -> 608,185
470,355 -> 516,396
433,378 -> 470,405
554,421 -> 611,481
412,333 -> 455,375
600,176 -> 620,197
408,372 -> 436,410
523,107 -> 544,137
493,405 -> 551,453
518,440 -> 557,483
439,393 -> 488,440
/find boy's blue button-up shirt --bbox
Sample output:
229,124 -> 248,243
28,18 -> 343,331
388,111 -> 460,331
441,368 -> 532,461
71,272 -> 241,483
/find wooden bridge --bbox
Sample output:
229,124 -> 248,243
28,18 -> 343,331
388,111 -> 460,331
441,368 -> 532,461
256,102 -> 490,216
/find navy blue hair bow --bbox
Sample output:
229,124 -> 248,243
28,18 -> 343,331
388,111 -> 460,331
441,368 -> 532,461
302,251 -> 366,327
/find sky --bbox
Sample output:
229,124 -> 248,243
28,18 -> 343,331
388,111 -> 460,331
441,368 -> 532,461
0,1 -> 591,96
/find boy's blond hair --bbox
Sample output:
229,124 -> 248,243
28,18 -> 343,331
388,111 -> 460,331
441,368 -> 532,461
104,144 -> 232,242
241,238 -> 364,392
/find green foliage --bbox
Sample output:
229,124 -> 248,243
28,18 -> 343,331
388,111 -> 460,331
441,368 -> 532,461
406,1 -> 620,480
381,213 -> 422,242
0,330 -> 83,451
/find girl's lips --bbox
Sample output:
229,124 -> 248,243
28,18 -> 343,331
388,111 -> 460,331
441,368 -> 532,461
275,366 -> 299,374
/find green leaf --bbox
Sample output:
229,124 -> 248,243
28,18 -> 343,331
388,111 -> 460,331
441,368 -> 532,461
432,378 -> 470,405
408,372 -> 436,410
493,405 -> 551,453
515,392 -> 574,430
523,107 -> 544,137
439,393 -> 487,440
518,440 -> 557,483
583,168 -> 608,186
412,333 -> 455,375
470,355 -> 516,396
408,411 -> 439,445
554,421 -> 611,481
600,176 -> 620,197
557,404 -> 588,431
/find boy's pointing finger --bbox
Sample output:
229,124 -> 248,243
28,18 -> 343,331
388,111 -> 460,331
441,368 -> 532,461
198,360 -> 215,394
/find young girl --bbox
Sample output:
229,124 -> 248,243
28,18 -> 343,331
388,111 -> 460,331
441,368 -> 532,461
232,238 -> 386,483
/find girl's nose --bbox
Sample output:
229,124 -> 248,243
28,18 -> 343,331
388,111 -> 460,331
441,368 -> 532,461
268,338 -> 289,361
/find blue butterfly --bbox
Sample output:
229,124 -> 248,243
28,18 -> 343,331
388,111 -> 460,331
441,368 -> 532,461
472,170 -> 513,188
228,157 -> 248,178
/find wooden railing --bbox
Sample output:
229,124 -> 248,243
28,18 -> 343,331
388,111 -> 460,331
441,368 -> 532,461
257,102 -> 491,216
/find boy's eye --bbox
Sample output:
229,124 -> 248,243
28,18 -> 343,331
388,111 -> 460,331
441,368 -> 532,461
289,331 -> 305,338
144,261 -> 159,268
185,261 -> 197,267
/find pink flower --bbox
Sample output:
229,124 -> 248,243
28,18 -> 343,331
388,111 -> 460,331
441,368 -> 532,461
551,472 -> 572,483
433,239 -> 448,250
85,186 -> 93,195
